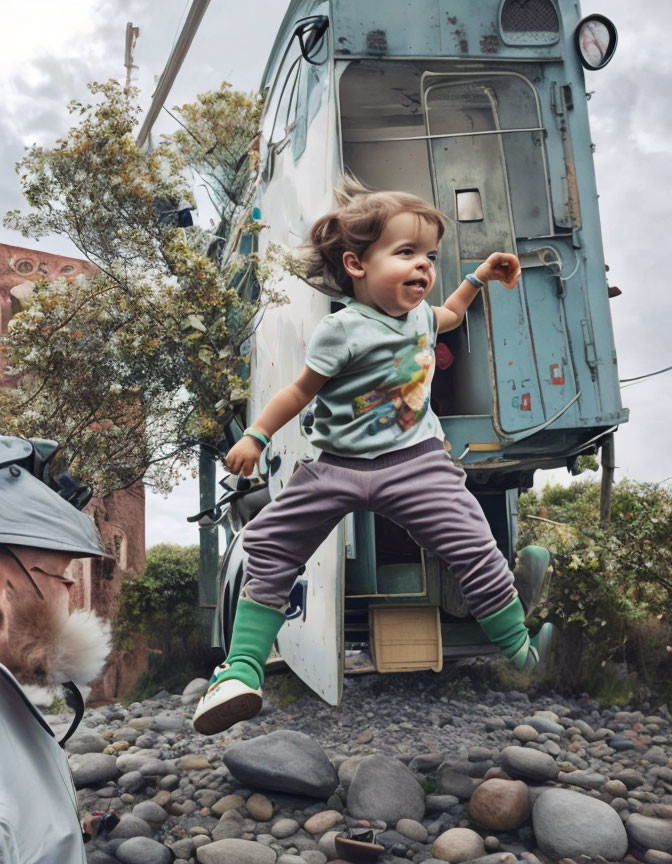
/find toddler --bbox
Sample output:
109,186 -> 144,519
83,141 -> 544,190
193,179 -> 554,735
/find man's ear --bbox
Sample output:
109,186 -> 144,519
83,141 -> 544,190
342,251 -> 365,280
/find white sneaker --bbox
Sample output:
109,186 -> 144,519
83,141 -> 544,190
192,676 -> 262,735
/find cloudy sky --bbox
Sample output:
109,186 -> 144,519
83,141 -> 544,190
2,1 -> 671,547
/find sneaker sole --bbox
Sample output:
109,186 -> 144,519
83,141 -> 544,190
193,690 -> 262,735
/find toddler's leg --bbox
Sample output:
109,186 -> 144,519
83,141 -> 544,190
371,446 -> 554,671
193,460 -> 362,734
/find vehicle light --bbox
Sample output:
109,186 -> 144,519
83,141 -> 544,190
575,14 -> 617,70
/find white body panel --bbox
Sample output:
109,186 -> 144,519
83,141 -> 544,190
250,31 -> 345,704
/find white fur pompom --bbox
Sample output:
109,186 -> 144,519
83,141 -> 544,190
51,610 -> 112,686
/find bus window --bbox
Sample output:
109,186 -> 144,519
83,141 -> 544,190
261,34 -> 303,158
423,73 -> 552,242
339,61 -> 434,202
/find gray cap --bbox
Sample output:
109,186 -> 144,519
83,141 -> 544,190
0,464 -> 105,558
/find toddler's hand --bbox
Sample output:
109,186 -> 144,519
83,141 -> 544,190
475,252 -> 521,290
225,436 -> 264,477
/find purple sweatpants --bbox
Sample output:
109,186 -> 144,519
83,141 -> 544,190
242,438 -> 515,618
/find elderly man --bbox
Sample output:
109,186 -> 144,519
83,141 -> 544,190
0,436 -> 110,863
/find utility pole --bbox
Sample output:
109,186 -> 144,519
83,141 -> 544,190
136,0 -> 211,149
124,22 -> 140,90
600,434 -> 615,526
130,0 -> 218,632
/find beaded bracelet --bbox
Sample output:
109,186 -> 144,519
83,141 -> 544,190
243,427 -> 270,448
465,273 -> 486,289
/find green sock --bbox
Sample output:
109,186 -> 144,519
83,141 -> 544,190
210,596 -> 286,690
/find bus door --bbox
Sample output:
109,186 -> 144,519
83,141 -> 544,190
422,72 -> 579,439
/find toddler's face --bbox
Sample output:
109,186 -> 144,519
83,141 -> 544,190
348,212 -> 439,317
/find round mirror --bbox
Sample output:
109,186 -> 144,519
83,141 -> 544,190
575,14 -> 618,70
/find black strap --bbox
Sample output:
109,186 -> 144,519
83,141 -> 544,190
59,681 -> 85,748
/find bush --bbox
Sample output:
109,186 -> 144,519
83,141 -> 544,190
519,479 -> 672,704
114,544 -> 212,698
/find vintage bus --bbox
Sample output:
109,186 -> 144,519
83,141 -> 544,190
207,0 -> 626,704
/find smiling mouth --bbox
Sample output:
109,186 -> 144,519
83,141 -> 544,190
404,278 -> 428,289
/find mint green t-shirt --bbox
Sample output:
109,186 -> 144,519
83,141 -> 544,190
304,297 -> 444,457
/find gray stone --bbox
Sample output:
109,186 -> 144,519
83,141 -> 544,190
108,814 -> 153,840
317,831 -> 339,860
435,766 -> 481,799
626,814 -> 672,852
499,746 -> 559,783
212,810 -> 244,841
396,818 -> 428,842
131,801 -> 168,824
270,818 -> 300,839
426,794 -> 460,812
69,753 -> 120,788
116,837 -> 172,864
532,788 -> 628,860
154,711 -> 185,731
65,731 -> 107,754
645,747 -> 670,766
183,677 -> 209,697
645,852 -> 672,864
139,758 -> 178,777
112,726 -> 142,744
197,838 -> 277,864
615,768 -> 646,789
170,838 -> 196,860
116,750 -> 162,772
118,771 -> 144,793
557,770 -> 605,789
86,852 -> 119,864
338,755 -> 365,791
347,753 -> 425,822
431,827 -> 485,862
223,730 -> 338,798
524,716 -> 565,736
301,852 -> 327,864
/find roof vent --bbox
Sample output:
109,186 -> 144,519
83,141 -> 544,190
500,0 -> 559,44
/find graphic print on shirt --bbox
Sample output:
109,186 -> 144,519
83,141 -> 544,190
352,332 -> 436,436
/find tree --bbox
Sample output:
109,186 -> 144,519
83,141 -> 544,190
519,479 -> 672,700
1,80 -> 284,494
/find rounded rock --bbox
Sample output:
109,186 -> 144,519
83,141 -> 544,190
176,754 -> 211,771
626,814 -> 672,852
304,810 -> 343,834
65,731 -> 107,755
118,771 -> 144,793
396,818 -> 428,842
132,801 -> 168,824
116,837 -> 172,864
604,779 -> 629,797
499,746 -> 559,783
524,716 -> 565,736
645,852 -> 672,864
346,753 -> 425,822
246,793 -> 274,822
271,818 -> 300,839
468,778 -> 530,830
431,827 -> 485,863
532,788 -> 628,860
196,838 -> 277,864
108,814 -> 153,840
212,810 -> 244,842
69,753 -> 120,788
212,794 -> 245,815
317,830 -> 339,859
514,725 -> 539,743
